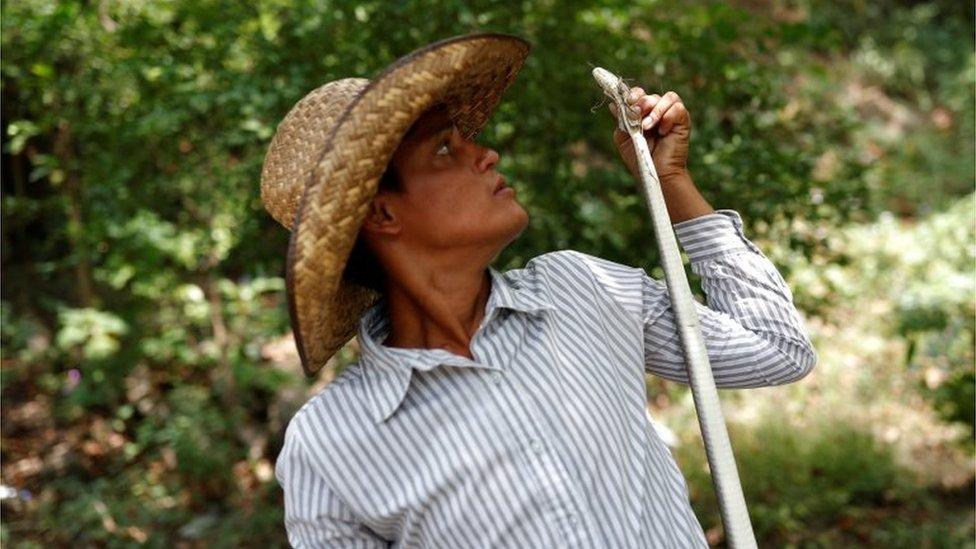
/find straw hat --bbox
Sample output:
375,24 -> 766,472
260,33 -> 531,376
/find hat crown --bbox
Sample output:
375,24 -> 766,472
260,77 -> 371,230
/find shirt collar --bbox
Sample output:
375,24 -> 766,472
358,265 -> 555,423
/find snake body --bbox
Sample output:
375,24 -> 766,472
592,67 -> 758,549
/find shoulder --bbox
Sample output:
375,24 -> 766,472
521,250 -> 648,319
280,362 -> 375,458
527,249 -> 645,286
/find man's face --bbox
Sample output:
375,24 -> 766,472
373,104 -> 529,254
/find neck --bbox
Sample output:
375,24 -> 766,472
380,252 -> 494,360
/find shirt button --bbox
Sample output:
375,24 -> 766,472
529,439 -> 543,454
491,371 -> 503,385
568,514 -> 578,526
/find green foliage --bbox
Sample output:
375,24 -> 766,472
778,193 -> 975,443
796,0 -> 976,217
892,196 -> 976,438
55,308 -> 129,360
678,416 -> 926,545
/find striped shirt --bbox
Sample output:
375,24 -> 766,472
276,209 -> 817,548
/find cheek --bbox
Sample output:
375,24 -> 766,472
432,190 -> 485,229
409,187 -> 488,238
402,186 -> 462,228
412,174 -> 480,215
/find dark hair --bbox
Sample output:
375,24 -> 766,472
342,163 -> 403,292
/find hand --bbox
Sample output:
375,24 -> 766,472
609,88 -> 691,183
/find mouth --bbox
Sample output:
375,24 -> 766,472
493,176 -> 508,194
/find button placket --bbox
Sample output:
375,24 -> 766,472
527,312 -> 597,544
476,308 -> 590,545
522,436 -> 589,545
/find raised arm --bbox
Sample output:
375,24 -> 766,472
641,209 -> 817,387
566,209 -> 817,388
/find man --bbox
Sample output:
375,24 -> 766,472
262,34 -> 816,548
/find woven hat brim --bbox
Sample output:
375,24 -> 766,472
286,33 -> 531,376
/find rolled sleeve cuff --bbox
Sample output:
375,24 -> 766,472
672,209 -> 766,262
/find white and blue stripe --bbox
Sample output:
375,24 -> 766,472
276,209 -> 817,548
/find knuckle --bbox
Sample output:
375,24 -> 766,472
627,87 -> 645,104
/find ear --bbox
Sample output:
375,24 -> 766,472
360,194 -> 401,237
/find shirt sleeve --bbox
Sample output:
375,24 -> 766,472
569,208 -> 817,388
275,418 -> 392,548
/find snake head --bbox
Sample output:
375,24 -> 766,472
592,67 -> 642,133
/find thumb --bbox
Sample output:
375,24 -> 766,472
645,132 -> 658,151
614,126 -> 657,150
613,127 -> 629,148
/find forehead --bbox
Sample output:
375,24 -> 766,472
401,103 -> 453,147
390,104 -> 455,170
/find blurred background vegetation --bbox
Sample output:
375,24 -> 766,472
1,0 -> 972,546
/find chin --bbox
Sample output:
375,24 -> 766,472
506,204 -> 531,241
464,202 -> 530,251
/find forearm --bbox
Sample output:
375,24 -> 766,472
661,171 -> 714,224
644,210 -> 818,386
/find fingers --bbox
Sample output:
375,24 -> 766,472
619,87 -> 687,135
626,87 -> 645,105
623,87 -> 646,120
637,94 -> 662,122
657,101 -> 689,135
643,91 -> 680,132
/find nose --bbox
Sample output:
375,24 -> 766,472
475,145 -> 499,173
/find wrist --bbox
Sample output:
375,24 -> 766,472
660,169 -> 692,187
659,171 -> 715,223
